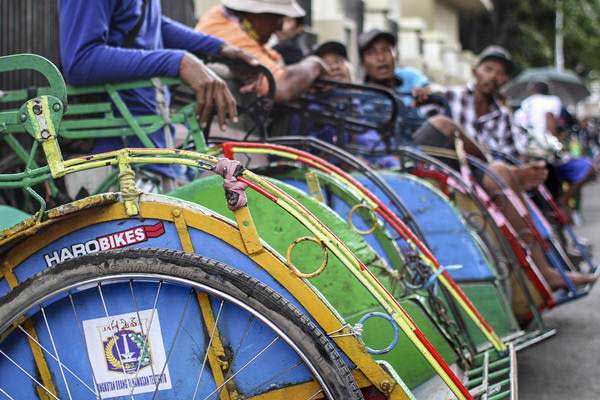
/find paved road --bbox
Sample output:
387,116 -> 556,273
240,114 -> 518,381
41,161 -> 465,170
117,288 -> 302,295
519,182 -> 600,399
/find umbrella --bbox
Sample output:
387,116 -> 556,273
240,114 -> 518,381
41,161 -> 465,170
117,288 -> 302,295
503,67 -> 590,106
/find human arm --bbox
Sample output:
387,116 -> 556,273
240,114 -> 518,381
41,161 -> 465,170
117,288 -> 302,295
546,112 -> 559,137
59,0 -> 208,84
514,161 -> 548,190
161,16 -> 224,56
273,56 -> 329,102
161,16 -> 258,67
179,53 -> 238,129
59,0 -> 237,127
398,67 -> 430,106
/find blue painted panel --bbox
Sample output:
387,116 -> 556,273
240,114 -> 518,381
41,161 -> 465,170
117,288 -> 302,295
4,216 -> 353,398
2,279 -> 314,398
528,204 -> 571,273
15,219 -> 183,284
0,327 -> 39,399
357,173 -> 496,282
0,277 -> 10,299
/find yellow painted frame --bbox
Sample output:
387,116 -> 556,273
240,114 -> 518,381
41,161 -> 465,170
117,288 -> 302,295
0,195 -> 410,399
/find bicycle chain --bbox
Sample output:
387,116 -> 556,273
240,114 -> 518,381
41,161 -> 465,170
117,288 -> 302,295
402,253 -> 473,368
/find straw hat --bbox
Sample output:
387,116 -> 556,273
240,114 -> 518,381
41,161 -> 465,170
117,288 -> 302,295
222,0 -> 305,18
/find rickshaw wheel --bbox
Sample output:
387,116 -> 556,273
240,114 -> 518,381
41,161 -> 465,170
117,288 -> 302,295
0,248 -> 363,400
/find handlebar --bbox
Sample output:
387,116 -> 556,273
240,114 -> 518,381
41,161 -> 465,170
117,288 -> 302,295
396,91 -> 452,117
313,79 -> 400,128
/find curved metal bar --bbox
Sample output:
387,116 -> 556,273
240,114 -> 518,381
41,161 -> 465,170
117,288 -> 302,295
260,136 -> 429,243
357,312 -> 400,355
285,236 -> 329,279
347,203 -> 383,235
219,140 -> 507,354
313,79 -> 399,128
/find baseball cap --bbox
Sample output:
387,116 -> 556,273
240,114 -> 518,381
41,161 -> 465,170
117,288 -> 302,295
477,45 -> 515,73
313,41 -> 348,59
358,29 -> 396,57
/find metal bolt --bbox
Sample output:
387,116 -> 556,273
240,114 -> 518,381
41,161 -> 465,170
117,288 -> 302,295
40,129 -> 50,140
380,381 -> 392,393
172,209 -> 181,217
32,104 -> 43,115
20,113 -> 27,122
52,103 -> 61,112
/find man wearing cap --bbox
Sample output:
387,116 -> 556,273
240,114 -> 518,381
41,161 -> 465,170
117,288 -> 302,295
196,0 -> 329,102
436,46 -> 596,288
283,41 -> 353,145
358,33 -> 596,288
359,29 -> 431,107
314,41 -> 354,82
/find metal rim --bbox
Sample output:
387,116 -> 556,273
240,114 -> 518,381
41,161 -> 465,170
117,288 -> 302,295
0,272 -> 336,400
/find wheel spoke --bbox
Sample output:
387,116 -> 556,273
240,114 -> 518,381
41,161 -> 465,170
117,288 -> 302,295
202,336 -> 281,400
97,283 -> 134,397
305,389 -> 324,400
0,349 -> 60,400
233,315 -> 256,356
41,306 -> 73,400
192,299 -> 225,400
0,386 -> 16,400
16,325 -> 97,396
68,293 -> 102,399
0,256 -> 344,400
246,359 -> 304,394
127,280 -> 162,397
151,287 -> 194,399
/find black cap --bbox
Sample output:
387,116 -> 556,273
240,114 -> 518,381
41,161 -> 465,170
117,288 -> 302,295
313,41 -> 348,59
358,29 -> 396,57
477,45 -> 515,73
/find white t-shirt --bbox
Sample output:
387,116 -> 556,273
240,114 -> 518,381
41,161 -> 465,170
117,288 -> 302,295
514,94 -> 564,158
515,94 -> 562,137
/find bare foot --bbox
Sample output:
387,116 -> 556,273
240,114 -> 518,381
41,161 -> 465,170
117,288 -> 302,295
547,270 -> 598,290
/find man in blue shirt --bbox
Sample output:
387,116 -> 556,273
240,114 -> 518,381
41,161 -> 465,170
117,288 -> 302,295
359,30 -> 430,108
356,30 -> 433,167
59,0 -> 257,161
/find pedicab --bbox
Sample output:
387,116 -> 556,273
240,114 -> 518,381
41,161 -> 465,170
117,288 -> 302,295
0,55 -> 520,399
255,80 -> 558,324
491,149 -> 597,275
253,76 -> 597,345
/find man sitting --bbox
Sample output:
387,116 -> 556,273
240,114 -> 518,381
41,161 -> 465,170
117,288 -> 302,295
196,0 -> 329,102
357,31 -> 596,288
515,81 -> 596,207
59,0 -> 257,191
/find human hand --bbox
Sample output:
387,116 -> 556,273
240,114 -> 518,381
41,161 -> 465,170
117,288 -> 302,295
179,53 -> 238,131
305,55 -> 332,78
517,161 -> 548,190
412,87 -> 432,106
219,44 -> 259,67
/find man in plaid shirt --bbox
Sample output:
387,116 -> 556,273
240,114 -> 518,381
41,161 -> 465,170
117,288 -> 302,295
413,46 -> 597,288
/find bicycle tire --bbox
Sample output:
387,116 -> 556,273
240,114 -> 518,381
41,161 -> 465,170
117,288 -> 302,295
0,248 -> 363,400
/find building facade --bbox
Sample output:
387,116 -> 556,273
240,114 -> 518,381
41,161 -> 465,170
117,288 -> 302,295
192,0 -> 491,84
